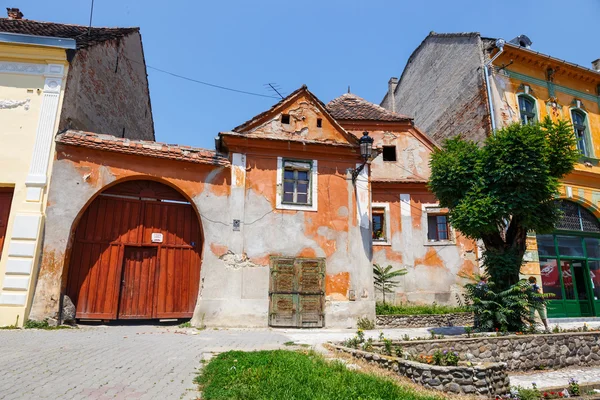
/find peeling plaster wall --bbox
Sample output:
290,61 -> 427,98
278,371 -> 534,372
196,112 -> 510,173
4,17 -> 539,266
29,145 -> 230,321
371,190 -> 478,305
386,34 -> 490,143
59,32 -> 154,140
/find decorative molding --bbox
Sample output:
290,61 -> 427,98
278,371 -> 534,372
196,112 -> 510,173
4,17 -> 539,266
0,61 -> 45,75
0,292 -> 27,306
2,276 -> 30,291
506,69 -> 599,104
10,214 -> 41,240
0,98 -> 30,110
5,259 -> 33,275
8,241 -> 36,258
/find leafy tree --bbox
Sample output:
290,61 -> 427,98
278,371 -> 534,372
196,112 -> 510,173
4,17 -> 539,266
429,118 -> 578,290
373,264 -> 407,304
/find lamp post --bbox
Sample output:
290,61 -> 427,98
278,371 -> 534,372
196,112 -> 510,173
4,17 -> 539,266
352,131 -> 374,183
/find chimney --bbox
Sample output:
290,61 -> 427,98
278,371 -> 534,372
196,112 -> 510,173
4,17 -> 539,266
387,77 -> 398,112
592,59 -> 600,72
6,8 -> 23,19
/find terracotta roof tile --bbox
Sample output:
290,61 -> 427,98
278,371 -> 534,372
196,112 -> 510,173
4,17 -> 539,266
57,130 -> 229,166
0,18 -> 138,48
326,93 -> 411,122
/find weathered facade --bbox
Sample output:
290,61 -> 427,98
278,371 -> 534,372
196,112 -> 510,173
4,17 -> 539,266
328,94 -> 478,305
384,32 -> 600,318
0,9 -> 154,326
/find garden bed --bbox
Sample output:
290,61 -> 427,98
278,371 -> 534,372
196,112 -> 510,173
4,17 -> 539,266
331,344 -> 509,396
376,313 -> 474,328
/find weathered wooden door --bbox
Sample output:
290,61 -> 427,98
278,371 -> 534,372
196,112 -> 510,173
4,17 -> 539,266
269,257 -> 325,328
0,188 -> 14,260
118,247 -> 157,319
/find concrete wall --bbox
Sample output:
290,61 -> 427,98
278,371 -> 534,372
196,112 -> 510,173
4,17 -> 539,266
384,33 -> 490,144
371,188 -> 478,305
0,43 -> 69,326
59,32 -> 154,140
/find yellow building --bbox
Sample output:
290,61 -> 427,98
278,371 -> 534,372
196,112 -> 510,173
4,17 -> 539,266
0,32 -> 72,326
0,8 -> 155,326
489,37 -> 600,318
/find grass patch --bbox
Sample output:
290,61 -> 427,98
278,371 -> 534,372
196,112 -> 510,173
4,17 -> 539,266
195,350 -> 444,400
376,302 -> 470,316
23,319 -> 73,330
283,341 -> 296,346
178,321 -> 192,328
0,325 -> 18,330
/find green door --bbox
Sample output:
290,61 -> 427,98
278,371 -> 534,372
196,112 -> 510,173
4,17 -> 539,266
560,260 -> 594,317
587,260 -> 600,316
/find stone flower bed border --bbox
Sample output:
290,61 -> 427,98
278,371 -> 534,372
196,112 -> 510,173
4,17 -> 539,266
374,331 -> 600,371
331,344 -> 510,396
376,312 -> 474,328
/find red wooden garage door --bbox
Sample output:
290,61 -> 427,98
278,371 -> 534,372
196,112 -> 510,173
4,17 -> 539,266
66,181 -> 202,320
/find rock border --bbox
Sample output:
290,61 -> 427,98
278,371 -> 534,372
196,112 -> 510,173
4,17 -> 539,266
376,312 -> 474,328
331,344 -> 509,396
372,331 -> 600,371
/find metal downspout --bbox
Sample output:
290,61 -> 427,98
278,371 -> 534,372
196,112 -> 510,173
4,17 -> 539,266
484,39 -> 506,133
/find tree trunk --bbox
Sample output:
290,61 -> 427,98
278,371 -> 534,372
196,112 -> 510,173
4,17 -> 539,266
481,226 -> 528,290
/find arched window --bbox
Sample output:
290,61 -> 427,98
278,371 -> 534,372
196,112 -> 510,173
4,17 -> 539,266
518,94 -> 536,125
555,200 -> 600,233
571,109 -> 591,156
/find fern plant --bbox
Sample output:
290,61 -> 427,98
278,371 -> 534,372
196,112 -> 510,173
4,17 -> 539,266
373,264 -> 407,304
465,279 -> 533,332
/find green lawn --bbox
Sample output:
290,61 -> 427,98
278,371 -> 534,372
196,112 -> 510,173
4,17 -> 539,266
376,302 -> 470,315
195,350 -> 445,400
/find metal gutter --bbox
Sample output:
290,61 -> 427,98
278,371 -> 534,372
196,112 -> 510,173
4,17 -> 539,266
484,38 -> 506,133
0,32 -> 76,49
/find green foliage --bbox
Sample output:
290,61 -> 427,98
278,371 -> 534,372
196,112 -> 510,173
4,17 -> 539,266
432,349 -> 459,366
195,350 -> 444,400
464,280 -> 533,332
178,321 -> 192,328
429,119 -> 578,289
356,317 -> 375,330
373,264 -> 407,304
376,302 -> 469,315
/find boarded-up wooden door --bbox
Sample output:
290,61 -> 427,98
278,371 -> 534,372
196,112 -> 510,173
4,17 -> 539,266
269,257 -> 325,328
119,247 -> 157,319
66,180 -> 202,320
0,188 -> 14,261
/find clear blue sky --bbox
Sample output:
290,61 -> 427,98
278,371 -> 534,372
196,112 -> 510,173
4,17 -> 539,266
8,0 -> 600,149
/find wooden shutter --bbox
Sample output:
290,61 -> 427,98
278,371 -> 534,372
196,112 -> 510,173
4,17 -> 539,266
297,259 -> 324,328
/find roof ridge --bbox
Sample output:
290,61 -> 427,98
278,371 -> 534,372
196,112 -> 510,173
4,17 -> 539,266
0,17 -> 139,31
327,92 -> 412,121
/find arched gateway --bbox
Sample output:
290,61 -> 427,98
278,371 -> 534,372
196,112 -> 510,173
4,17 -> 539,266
65,180 -> 202,320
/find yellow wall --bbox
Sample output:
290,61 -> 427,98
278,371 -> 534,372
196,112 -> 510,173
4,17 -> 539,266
0,43 -> 68,326
490,48 -> 600,280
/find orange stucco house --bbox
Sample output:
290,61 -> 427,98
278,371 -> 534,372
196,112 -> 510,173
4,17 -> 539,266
28,86 -> 477,328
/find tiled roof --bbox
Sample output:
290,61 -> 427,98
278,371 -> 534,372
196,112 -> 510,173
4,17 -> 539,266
327,93 -> 411,122
0,18 -> 138,48
57,130 -> 230,166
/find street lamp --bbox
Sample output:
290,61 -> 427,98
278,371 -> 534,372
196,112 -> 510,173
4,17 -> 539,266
352,131 -> 374,183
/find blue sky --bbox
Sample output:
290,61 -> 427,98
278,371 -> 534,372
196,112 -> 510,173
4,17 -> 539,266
9,0 -> 600,149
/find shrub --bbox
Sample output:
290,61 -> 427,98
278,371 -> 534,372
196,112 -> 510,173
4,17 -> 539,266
357,317 -> 375,330
373,264 -> 407,304
376,301 -> 469,315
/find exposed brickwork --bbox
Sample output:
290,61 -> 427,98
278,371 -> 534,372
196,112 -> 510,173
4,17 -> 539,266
57,130 -> 230,166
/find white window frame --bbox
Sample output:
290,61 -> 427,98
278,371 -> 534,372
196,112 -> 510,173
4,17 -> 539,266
422,203 -> 455,246
276,157 -> 318,212
372,202 -> 391,246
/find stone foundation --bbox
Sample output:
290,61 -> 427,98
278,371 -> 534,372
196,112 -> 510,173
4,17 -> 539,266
375,312 -> 474,328
375,331 -> 600,371
331,344 -> 509,396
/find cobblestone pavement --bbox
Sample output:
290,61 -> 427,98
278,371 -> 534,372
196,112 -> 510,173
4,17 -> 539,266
509,366 -> 600,389
0,324 -> 289,400
1,320 -> 599,399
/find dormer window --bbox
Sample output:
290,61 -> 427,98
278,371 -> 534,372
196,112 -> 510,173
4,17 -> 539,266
382,146 -> 397,162
517,94 -> 536,125
281,114 -> 290,124
571,109 -> 591,157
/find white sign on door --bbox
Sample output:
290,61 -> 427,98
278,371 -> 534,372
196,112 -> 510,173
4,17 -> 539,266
151,233 -> 164,243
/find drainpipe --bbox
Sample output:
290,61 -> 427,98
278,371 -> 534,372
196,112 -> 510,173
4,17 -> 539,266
484,38 -> 506,133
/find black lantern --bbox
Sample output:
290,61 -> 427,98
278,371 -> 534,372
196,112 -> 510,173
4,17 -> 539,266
359,131 -> 374,160
352,131 -> 373,183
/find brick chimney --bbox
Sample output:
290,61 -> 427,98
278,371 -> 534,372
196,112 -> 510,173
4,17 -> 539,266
387,77 -> 398,112
593,59 -> 600,72
6,8 -> 23,20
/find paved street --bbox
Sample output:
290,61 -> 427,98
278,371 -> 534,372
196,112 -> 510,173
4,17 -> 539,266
1,321 -> 600,399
